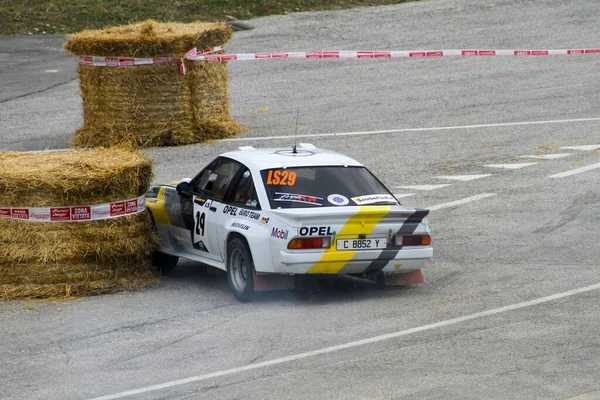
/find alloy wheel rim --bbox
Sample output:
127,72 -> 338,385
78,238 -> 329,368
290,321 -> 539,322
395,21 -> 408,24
230,247 -> 249,292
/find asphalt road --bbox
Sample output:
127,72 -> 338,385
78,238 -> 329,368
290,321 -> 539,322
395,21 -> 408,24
1,0 -> 600,399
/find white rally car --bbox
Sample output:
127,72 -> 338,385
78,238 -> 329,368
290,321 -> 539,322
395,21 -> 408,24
145,144 -> 432,301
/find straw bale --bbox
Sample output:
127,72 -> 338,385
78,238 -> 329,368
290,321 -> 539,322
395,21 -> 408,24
0,149 -> 153,207
0,212 -> 151,242
0,148 -> 159,300
63,20 -> 242,148
0,272 -> 158,300
0,263 -> 154,285
64,20 -> 232,58
0,236 -> 153,264
0,261 -> 141,275
0,212 -> 159,299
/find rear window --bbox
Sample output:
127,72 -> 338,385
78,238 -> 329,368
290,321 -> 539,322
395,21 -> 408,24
260,166 -> 398,209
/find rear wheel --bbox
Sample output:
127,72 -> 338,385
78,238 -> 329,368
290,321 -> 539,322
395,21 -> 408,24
227,237 -> 255,302
375,272 -> 387,288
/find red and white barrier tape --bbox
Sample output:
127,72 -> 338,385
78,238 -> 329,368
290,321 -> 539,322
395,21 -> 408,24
79,47 -> 600,72
0,195 -> 145,222
187,48 -> 600,60
78,46 -> 223,75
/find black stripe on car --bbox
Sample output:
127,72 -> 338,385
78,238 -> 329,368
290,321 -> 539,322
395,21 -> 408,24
360,209 -> 429,274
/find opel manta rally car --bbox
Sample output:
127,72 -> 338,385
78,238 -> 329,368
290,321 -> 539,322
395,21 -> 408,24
145,144 -> 432,301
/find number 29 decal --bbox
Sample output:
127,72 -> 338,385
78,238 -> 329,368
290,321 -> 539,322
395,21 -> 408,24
266,170 -> 297,186
192,198 -> 211,253
195,211 -> 205,236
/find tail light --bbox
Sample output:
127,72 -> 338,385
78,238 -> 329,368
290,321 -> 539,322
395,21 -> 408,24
393,234 -> 431,247
288,237 -> 331,249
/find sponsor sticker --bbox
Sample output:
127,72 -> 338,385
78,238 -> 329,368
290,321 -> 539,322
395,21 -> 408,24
299,226 -> 334,236
260,216 -> 270,224
50,207 -> 71,222
239,209 -> 260,220
125,200 -> 138,214
92,206 -> 110,218
30,209 -> 51,221
327,194 -> 349,206
352,194 -> 398,205
273,192 -> 323,206
0,209 -> 11,218
231,222 -> 250,231
110,202 -> 126,217
11,209 -> 29,220
271,227 -> 289,240
223,205 -> 238,216
71,206 -> 91,221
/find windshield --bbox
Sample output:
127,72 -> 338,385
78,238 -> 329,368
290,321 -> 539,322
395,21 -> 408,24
260,166 -> 398,209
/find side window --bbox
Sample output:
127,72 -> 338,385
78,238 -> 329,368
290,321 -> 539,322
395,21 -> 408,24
191,158 -> 241,200
230,169 -> 260,209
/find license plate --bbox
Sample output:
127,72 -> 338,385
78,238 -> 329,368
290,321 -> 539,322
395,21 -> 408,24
336,238 -> 387,250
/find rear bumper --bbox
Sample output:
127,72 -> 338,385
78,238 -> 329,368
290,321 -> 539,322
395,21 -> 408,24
276,247 -> 433,274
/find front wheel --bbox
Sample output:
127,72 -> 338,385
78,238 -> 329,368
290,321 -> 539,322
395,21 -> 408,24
152,251 -> 179,275
227,237 -> 255,302
148,211 -> 178,275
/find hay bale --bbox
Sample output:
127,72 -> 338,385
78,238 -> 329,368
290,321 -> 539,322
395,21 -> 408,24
64,20 -> 243,148
0,273 -> 157,300
0,213 -> 154,265
0,149 -> 158,300
0,148 -> 152,207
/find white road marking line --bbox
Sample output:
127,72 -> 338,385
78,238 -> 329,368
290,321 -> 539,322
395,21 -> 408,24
484,163 -> 538,169
88,282 -> 600,400
426,193 -> 496,211
395,184 -> 452,191
435,174 -> 492,181
548,162 -> 600,178
559,144 -> 600,151
393,193 -> 415,199
44,69 -> 59,73
221,117 -> 600,142
521,153 -> 574,160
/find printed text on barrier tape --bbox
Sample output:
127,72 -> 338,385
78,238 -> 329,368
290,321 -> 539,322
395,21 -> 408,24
78,46 -> 223,75
79,48 -> 600,68
0,195 -> 145,222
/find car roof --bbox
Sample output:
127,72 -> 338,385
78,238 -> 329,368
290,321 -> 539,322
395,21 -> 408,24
220,144 -> 364,170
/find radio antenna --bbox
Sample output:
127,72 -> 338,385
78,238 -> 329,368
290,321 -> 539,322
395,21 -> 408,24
292,108 -> 299,154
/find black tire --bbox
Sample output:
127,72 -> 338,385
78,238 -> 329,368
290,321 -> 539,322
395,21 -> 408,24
148,211 -> 178,275
152,251 -> 179,275
375,272 -> 387,288
227,237 -> 255,302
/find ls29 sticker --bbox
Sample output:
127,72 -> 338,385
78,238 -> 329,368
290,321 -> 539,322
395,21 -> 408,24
327,194 -> 349,206
352,194 -> 398,205
266,170 -> 297,186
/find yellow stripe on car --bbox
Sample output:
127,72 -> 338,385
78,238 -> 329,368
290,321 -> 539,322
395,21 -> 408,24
146,186 -> 171,225
306,206 -> 391,274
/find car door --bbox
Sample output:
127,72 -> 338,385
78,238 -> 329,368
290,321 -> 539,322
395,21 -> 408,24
181,157 -> 243,262
212,167 -> 262,257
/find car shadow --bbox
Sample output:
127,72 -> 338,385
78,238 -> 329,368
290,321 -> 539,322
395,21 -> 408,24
160,260 -> 419,305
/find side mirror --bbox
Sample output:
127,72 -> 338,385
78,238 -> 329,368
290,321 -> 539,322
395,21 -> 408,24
176,181 -> 191,197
